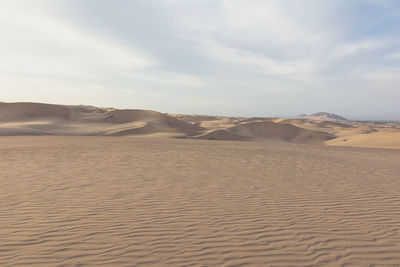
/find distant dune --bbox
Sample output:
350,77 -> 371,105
227,121 -> 335,143
0,102 -> 204,137
196,129 -> 251,141
1,102 -> 400,149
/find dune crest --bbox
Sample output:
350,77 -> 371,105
0,102 -> 204,137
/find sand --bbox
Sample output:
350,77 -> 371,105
1,102 -> 400,149
326,132 -> 400,149
0,102 -> 204,137
1,136 -> 400,266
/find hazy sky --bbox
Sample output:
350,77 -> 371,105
1,0 -> 400,119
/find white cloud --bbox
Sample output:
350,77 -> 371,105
197,40 -> 316,82
0,1 -> 154,81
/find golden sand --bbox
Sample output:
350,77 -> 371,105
1,136 -> 399,266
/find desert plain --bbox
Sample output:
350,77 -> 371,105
1,102 -> 400,266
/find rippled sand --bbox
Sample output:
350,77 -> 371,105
1,136 -> 400,266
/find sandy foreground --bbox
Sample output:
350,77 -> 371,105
0,136 -> 400,266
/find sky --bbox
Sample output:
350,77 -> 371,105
1,0 -> 400,120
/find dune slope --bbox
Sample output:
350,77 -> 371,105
228,121 -> 335,143
196,129 -> 250,141
326,131 -> 400,149
0,102 -> 203,137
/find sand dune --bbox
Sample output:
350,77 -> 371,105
0,102 -> 203,137
227,121 -> 335,143
0,102 -> 71,121
0,102 -> 336,144
315,120 -> 354,128
174,115 -> 336,143
1,102 -> 400,149
1,136 -> 400,266
196,129 -> 250,141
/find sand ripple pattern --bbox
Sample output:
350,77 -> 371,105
1,137 -> 400,266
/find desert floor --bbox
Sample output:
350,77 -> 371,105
1,136 -> 400,266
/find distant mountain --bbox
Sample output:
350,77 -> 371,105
294,112 -> 348,121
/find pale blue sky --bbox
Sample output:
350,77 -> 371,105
1,0 -> 399,119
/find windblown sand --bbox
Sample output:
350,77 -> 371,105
1,136 -> 400,266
